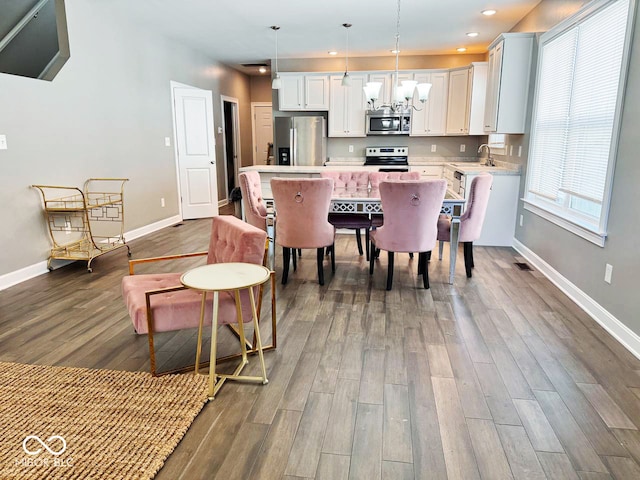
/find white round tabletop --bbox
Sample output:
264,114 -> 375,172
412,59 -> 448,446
180,263 -> 271,292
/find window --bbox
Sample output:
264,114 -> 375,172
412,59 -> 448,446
524,0 -> 633,246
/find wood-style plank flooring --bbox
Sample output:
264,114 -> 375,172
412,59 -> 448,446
2,215 -> 640,479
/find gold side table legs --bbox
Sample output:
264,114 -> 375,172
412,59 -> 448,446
195,288 -> 269,400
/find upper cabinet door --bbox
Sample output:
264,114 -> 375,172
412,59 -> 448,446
446,67 -> 471,135
304,75 -> 330,110
484,33 -> 534,134
411,71 -> 449,136
328,74 -> 366,137
368,73 -> 392,107
279,75 -> 304,110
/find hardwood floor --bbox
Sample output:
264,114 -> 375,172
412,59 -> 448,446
2,216 -> 640,479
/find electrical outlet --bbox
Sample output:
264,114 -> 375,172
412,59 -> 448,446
604,264 -> 613,284
164,137 -> 171,147
0,134 -> 7,150
348,145 -> 354,153
518,145 -> 522,157
519,215 -> 523,227
161,198 -> 165,208
460,144 -> 466,153
431,144 -> 437,153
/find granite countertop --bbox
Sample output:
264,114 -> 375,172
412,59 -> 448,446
443,161 -> 521,175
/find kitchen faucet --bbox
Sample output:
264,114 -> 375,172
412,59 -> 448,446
478,144 -> 495,166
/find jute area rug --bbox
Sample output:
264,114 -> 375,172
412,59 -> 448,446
0,362 -> 209,480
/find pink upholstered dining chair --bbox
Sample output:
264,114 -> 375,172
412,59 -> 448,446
121,215 -> 275,376
239,171 -> 268,232
369,179 -> 447,290
437,173 -> 493,278
368,171 -> 421,230
271,177 -> 335,285
320,171 -> 372,259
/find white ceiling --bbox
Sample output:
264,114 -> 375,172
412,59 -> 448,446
108,0 -> 542,73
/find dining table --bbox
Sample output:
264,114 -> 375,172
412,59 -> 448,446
261,186 -> 466,285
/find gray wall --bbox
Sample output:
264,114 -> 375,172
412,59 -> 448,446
0,0 -> 251,276
512,0 -> 639,332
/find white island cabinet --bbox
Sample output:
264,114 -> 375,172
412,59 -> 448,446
444,163 -> 521,246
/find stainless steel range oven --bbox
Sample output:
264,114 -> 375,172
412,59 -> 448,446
364,146 -> 409,171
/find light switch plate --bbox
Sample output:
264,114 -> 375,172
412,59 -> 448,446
0,134 -> 7,150
164,137 -> 171,147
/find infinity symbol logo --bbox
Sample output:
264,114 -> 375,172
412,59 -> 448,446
22,435 -> 67,456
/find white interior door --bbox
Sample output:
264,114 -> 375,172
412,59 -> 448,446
173,86 -> 219,219
252,104 -> 273,165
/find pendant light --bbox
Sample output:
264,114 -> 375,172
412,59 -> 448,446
341,23 -> 352,86
390,0 -> 432,110
271,26 -> 282,90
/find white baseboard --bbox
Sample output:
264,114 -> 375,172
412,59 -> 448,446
513,238 -> 640,361
124,214 -> 182,242
0,214 -> 183,291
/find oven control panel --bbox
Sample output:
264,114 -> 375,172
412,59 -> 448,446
366,147 -> 408,157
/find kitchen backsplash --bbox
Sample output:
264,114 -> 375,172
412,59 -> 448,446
326,136 -> 485,159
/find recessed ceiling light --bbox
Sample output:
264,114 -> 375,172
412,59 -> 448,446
466,32 -> 479,37
482,9 -> 497,16
258,66 -> 267,73
328,51 -> 338,56
457,47 -> 467,52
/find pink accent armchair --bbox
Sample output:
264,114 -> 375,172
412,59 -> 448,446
271,177 -> 335,285
320,171 -> 371,259
121,215 -> 275,375
369,179 -> 447,290
437,173 -> 493,278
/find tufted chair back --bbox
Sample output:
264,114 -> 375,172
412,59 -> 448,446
369,171 -> 420,189
271,177 -> 335,249
239,171 -> 268,232
206,214 -> 266,266
320,171 -> 369,189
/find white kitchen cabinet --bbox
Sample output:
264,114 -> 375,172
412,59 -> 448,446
278,73 -> 330,111
446,67 -> 470,135
484,33 -> 534,134
329,74 -> 367,137
367,72 -> 414,107
446,62 -> 488,135
463,172 -> 520,246
410,70 -> 449,136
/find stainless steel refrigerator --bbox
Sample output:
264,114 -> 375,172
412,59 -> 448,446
274,116 -> 327,166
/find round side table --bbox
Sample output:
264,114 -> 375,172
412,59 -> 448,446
181,262 -> 271,400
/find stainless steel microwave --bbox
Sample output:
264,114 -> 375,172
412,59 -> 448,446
366,109 -> 411,135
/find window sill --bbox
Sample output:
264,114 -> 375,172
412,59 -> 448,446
522,200 -> 607,247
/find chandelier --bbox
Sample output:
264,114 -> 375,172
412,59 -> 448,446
363,0 -> 432,111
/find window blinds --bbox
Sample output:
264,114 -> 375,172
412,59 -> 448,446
526,0 -> 629,232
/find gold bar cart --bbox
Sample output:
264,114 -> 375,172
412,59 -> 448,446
32,178 -> 130,272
